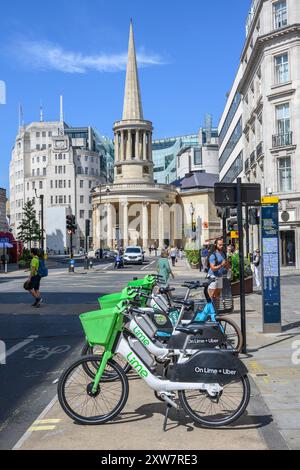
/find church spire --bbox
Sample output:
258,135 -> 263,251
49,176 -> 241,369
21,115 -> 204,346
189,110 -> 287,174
122,20 -> 143,120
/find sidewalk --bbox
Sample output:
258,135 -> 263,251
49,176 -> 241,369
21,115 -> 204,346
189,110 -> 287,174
234,284 -> 300,450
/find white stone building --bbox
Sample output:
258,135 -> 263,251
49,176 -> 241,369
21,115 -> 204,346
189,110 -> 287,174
10,121 -> 113,252
219,0 -> 300,268
0,188 -> 8,232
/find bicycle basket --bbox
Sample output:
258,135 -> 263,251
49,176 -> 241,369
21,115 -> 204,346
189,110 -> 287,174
98,292 -> 122,309
80,308 -> 119,345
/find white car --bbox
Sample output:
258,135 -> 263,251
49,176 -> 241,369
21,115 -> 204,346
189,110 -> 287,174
123,246 -> 144,265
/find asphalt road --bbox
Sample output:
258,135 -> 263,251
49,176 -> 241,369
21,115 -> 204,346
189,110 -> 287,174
0,256 -> 159,449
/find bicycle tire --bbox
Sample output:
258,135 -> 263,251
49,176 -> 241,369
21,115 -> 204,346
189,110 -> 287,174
58,355 -> 129,425
178,374 -> 250,428
216,316 -> 243,353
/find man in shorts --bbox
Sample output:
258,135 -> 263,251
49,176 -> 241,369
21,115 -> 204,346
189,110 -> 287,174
28,248 -> 42,307
207,238 -> 229,300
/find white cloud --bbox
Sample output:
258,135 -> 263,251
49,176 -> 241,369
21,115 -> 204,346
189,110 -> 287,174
13,39 -> 165,73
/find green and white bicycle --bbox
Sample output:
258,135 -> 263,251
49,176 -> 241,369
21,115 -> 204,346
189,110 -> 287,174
58,302 -> 250,430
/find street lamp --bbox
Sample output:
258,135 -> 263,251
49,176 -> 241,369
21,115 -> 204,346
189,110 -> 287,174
189,202 -> 195,238
34,189 -> 44,251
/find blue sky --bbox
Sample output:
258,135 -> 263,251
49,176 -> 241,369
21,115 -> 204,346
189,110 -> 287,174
0,0 -> 251,191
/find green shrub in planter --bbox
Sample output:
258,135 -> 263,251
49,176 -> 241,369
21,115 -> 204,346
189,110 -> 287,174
231,252 -> 252,282
185,250 -> 200,265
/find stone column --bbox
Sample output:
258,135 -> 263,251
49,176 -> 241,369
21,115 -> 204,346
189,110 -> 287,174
135,130 -> 140,160
159,203 -> 164,249
114,134 -> 119,161
126,131 -> 131,160
142,202 -> 149,250
106,203 -> 113,249
149,132 -> 152,161
123,202 -> 129,248
120,131 -> 125,161
143,132 -> 147,160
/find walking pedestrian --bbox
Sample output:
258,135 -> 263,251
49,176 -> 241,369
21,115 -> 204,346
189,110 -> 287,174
169,246 -> 177,267
207,238 -> 229,301
27,248 -> 43,307
201,246 -> 209,272
253,248 -> 261,289
156,249 -> 174,287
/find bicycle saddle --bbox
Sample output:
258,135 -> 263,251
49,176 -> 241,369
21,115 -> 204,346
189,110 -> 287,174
175,323 -> 204,335
159,287 -> 175,294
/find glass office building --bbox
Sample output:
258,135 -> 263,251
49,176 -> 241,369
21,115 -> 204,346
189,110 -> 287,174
152,129 -> 218,184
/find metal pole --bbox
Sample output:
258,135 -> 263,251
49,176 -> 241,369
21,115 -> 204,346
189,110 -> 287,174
222,212 -> 227,244
40,195 -> 44,251
245,205 -> 250,259
237,178 -> 247,354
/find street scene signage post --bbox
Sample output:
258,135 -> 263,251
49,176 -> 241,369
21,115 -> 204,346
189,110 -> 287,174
214,180 -> 261,354
261,196 -> 281,333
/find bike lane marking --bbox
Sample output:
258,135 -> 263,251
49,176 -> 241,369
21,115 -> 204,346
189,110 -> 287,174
140,260 -> 156,271
0,335 -> 39,363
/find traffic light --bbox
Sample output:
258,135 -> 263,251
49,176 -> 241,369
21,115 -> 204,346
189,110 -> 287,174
85,219 -> 90,237
227,208 -> 238,232
66,214 -> 77,233
248,208 -> 259,225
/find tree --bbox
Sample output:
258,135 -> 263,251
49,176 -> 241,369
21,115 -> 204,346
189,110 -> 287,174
18,200 -> 41,249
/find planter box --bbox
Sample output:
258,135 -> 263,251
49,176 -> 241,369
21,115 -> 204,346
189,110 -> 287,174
190,263 -> 199,269
231,276 -> 253,296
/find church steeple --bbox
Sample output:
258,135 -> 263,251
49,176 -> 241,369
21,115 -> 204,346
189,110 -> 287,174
113,21 -> 154,184
122,20 -> 143,120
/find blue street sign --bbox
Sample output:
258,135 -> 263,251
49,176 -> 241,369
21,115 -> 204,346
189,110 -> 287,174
261,198 -> 281,332
0,238 -> 9,244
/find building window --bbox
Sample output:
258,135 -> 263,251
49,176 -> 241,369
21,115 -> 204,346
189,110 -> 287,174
69,195 -> 71,204
59,180 -> 63,188
80,195 -> 84,204
275,53 -> 289,84
27,182 -> 29,190
89,196 -> 92,204
80,180 -> 84,188
43,168 -> 46,176
43,156 -> 46,162
89,210 -> 92,219
194,149 -> 202,165
80,210 -> 84,219
276,103 -> 290,135
85,167 -> 88,175
64,195 -> 66,204
278,157 -> 292,192
89,181 -> 92,188
51,196 -> 53,204
32,182 -> 35,189
274,1 -> 287,30
59,196 -> 63,204
32,169 -> 35,176
219,118 -> 242,170
39,181 -> 43,189
48,131 -> 52,137
50,180 -> 53,188
68,180 -> 71,188
36,132 -> 40,138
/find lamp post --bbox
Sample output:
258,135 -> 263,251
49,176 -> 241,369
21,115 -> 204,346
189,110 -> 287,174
189,202 -> 195,242
35,189 -> 44,251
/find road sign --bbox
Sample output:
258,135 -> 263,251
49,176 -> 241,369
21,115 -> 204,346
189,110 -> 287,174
230,231 -> 239,239
261,198 -> 281,333
214,183 -> 261,206
0,238 -> 9,244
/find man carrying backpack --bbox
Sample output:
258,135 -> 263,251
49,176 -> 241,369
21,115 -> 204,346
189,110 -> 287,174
207,238 -> 230,300
27,248 -> 48,307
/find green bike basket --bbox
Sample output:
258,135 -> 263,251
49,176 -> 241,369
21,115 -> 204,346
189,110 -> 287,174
80,308 -> 119,346
98,292 -> 123,310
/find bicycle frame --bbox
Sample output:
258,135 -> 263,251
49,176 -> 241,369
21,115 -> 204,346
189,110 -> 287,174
92,334 -> 223,395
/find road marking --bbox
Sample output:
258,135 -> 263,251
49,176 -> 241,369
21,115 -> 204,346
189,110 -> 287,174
29,425 -> 56,431
248,360 -> 270,384
13,395 -> 58,450
35,419 -> 61,424
102,263 -> 113,270
0,335 -> 39,363
140,260 -> 155,271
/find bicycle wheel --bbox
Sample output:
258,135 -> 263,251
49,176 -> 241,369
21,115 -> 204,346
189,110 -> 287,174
58,355 -> 129,425
178,375 -> 250,428
81,342 -> 131,380
216,316 -> 243,353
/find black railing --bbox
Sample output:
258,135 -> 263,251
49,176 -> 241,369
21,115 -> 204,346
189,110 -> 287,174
250,150 -> 256,166
256,141 -> 263,158
272,132 -> 293,148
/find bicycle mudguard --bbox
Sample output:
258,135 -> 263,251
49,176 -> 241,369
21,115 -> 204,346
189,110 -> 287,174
167,349 -> 248,384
